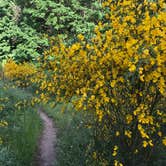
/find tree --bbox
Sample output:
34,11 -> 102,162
0,0 -> 48,61
0,0 -> 104,61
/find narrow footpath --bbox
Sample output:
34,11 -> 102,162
37,110 -> 57,166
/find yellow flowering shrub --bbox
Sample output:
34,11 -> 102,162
3,0 -> 166,165
4,59 -> 37,87
37,0 -> 166,165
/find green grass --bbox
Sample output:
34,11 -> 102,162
44,103 -> 94,166
0,80 -> 42,166
9,108 -> 42,166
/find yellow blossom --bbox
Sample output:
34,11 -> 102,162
143,140 -> 148,148
129,64 -> 136,72
162,137 -> 166,146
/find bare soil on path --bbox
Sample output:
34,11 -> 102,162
37,110 -> 57,166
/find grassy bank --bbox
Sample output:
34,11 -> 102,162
0,80 -> 42,166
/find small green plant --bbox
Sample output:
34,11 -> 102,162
0,145 -> 17,166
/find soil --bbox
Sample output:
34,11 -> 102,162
37,110 -> 57,166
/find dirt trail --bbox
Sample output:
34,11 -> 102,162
37,110 -> 56,166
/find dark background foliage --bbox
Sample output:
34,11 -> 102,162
0,0 -> 104,62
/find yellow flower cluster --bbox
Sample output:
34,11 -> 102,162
36,0 -> 166,164
3,0 -> 165,164
0,120 -> 8,127
4,59 -> 37,87
112,145 -> 118,156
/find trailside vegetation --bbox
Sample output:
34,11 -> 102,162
1,0 -> 166,165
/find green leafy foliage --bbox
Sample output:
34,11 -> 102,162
0,0 -> 48,61
0,0 -> 104,61
21,0 -> 104,37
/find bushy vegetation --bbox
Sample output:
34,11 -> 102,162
0,0 -> 48,62
31,1 -> 165,165
0,0 -> 104,61
1,0 -> 166,165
